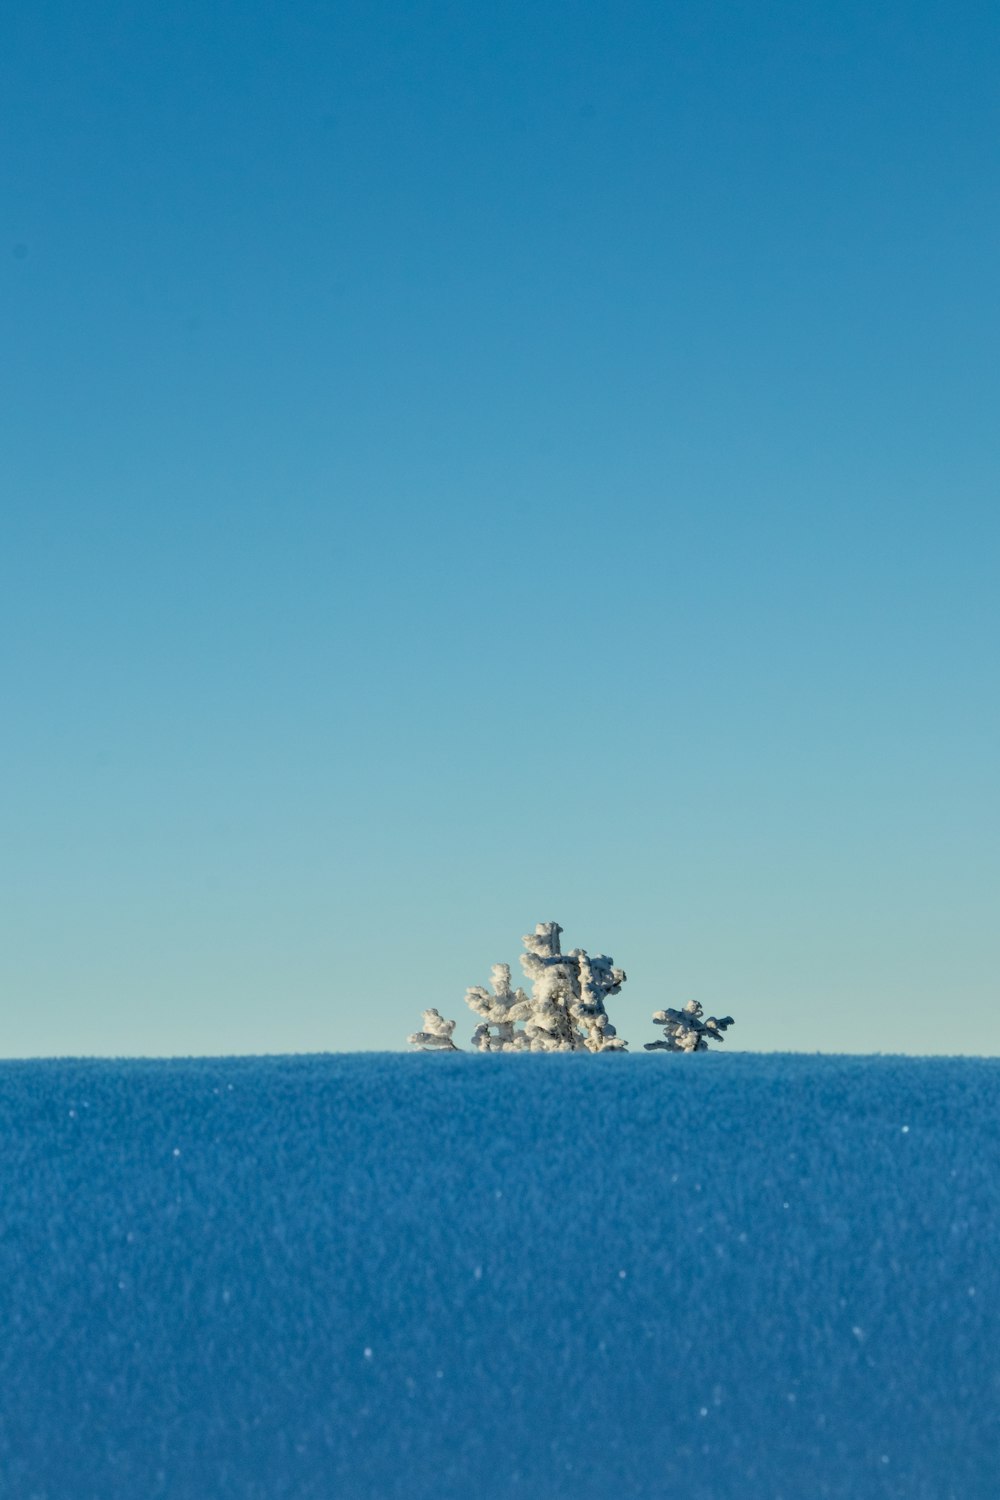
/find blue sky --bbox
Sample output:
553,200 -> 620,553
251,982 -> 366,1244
3,0 -> 998,1056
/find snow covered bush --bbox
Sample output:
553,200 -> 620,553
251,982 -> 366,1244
408,921 -> 628,1052
644,1000 -> 735,1052
406,1008 -> 459,1051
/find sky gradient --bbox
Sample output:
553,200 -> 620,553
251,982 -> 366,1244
3,0 -> 998,1056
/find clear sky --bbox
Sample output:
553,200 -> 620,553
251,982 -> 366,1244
3,0 -> 998,1057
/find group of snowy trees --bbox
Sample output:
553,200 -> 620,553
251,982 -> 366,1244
408,921 -> 735,1054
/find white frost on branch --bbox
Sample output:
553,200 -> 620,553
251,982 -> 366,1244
407,1008 -> 459,1051
644,1000 -> 735,1052
407,921 -> 628,1052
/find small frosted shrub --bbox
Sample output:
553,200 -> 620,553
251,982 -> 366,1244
643,1000 -> 735,1052
407,1008 -> 459,1051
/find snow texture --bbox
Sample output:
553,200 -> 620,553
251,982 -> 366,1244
2,1053 -> 999,1499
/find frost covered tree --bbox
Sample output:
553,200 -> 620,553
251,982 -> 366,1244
408,921 -> 628,1052
644,1000 -> 734,1052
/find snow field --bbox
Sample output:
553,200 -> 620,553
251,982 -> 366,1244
1,1052 -> 998,1498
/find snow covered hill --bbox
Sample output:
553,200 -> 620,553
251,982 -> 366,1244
2,1053 -> 998,1499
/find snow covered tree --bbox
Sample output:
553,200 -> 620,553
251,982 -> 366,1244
644,1000 -> 734,1052
407,921 -> 628,1052
465,963 -> 534,1051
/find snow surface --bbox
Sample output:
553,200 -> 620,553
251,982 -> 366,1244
2,1053 -> 998,1499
